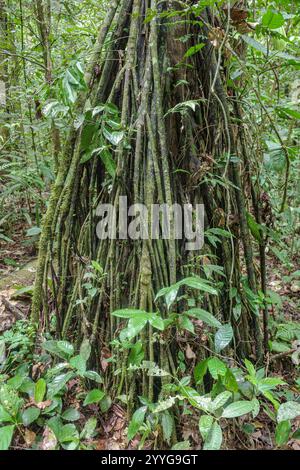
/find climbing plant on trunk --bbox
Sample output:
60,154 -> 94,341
32,0 -> 266,401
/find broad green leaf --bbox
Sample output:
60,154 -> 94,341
99,148 -> 116,177
262,9 -> 285,30
184,43 -> 205,58
180,315 -> 195,334
103,127 -> 124,146
194,359 -> 208,384
208,357 -> 227,379
57,341 -> 74,357
34,378 -> 46,404
244,358 -> 256,377
275,420 -> 291,447
211,391 -> 232,411
128,406 -> 147,441
199,415 -> 214,440
178,277 -> 218,295
80,339 -> 91,362
154,397 -> 177,413
22,407 -> 40,426
215,324 -> 233,353
80,417 -> 97,439
84,389 -> 106,406
161,412 -> 174,445
62,408 -> 81,422
171,441 -> 191,450
186,308 -> 222,328
247,213 -> 262,242
47,372 -> 74,399
277,401 -> 300,422
112,309 -> 151,319
149,315 -> 165,331
70,355 -> 87,376
26,226 -> 41,237
0,425 -> 15,450
120,317 -> 148,341
203,421 -> 222,450
84,370 -> 103,383
222,400 -> 255,419
0,405 -> 13,424
223,368 -> 239,393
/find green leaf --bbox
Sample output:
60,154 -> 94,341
120,317 -> 148,341
184,43 -> 205,58
0,425 -> 15,450
99,148 -> 116,177
34,378 -> 46,404
262,9 -> 285,30
22,407 -> 41,426
178,277 -> 218,295
70,355 -> 87,376
203,421 -> 222,450
208,357 -> 227,379
80,339 -> 91,362
80,417 -> 97,439
112,309 -> 151,319
247,213 -> 262,242
199,415 -> 214,441
47,372 -> 74,398
276,107 -> 300,120
211,391 -> 232,411
128,406 -> 147,441
84,370 -> 103,383
149,315 -> 165,331
194,359 -> 208,384
223,368 -> 239,393
244,359 -> 256,377
84,389 -> 106,406
215,324 -> 233,353
26,226 -> 41,237
180,315 -> 195,334
62,408 -> 81,422
0,405 -> 13,424
171,441 -> 191,450
57,341 -> 74,357
186,308 -> 222,328
103,127 -> 124,146
277,401 -> 300,422
222,400 -> 255,418
275,420 -> 291,447
128,342 -> 144,367
161,412 -> 174,445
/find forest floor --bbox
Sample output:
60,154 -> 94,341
0,222 -> 299,450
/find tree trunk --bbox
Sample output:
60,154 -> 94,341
32,0 -> 263,400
